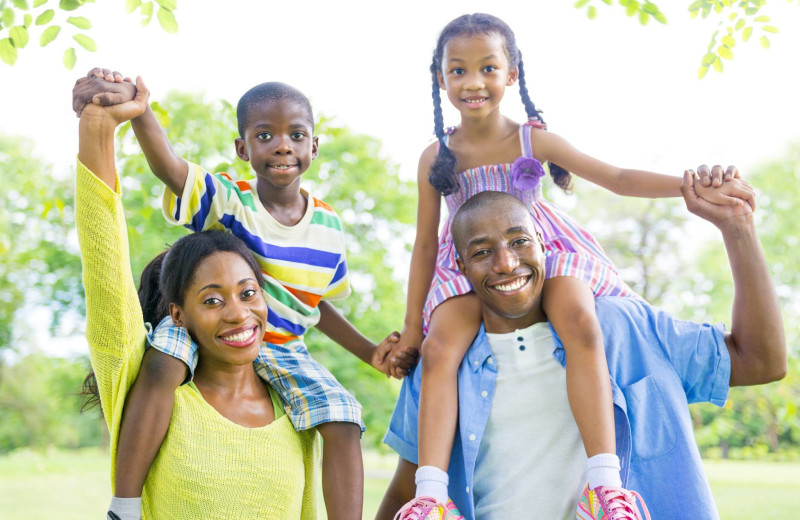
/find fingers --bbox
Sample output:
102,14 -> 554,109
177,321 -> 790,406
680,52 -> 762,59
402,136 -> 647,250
87,67 -> 125,82
710,164 -> 724,187
696,164 -> 711,187
92,91 -> 130,106
725,165 -> 739,181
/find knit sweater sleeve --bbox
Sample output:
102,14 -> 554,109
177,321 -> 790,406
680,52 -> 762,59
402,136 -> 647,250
75,159 -> 146,440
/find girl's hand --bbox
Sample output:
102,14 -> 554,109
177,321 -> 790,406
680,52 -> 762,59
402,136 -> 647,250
79,76 -> 150,128
691,165 -> 756,211
385,325 -> 423,379
73,67 -> 137,117
696,163 -> 738,187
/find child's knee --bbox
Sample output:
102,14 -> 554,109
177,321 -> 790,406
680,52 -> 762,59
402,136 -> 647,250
317,421 -> 361,444
138,348 -> 188,389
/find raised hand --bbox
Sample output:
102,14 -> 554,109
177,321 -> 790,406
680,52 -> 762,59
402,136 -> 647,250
692,164 -> 756,211
681,170 -> 754,228
79,76 -> 150,128
73,67 -> 137,117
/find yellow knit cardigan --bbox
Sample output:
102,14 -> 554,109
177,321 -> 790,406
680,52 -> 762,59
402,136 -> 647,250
76,160 -> 319,519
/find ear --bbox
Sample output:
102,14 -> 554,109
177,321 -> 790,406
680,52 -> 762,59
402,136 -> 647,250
235,137 -> 249,162
436,70 -> 446,90
456,256 -> 466,275
311,135 -> 320,160
169,302 -> 186,327
507,66 -> 519,86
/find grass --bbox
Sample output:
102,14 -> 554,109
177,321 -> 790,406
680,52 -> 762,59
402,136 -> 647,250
1,449 -> 799,519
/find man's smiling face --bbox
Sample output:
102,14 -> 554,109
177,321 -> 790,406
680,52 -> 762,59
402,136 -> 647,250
454,193 -> 548,333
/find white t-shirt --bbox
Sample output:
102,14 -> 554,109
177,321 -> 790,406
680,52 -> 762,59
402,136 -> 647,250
473,322 -> 586,520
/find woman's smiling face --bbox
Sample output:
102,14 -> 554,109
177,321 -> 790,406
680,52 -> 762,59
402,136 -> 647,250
170,251 -> 267,368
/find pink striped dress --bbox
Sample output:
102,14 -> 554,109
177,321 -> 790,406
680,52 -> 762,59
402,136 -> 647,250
422,123 -> 637,333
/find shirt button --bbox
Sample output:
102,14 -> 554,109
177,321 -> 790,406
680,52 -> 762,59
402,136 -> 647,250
481,391 -> 488,398
473,360 -> 479,366
466,486 -> 470,494
487,358 -> 494,365
469,434 -> 476,441
519,345 -> 526,351
517,336 -> 524,342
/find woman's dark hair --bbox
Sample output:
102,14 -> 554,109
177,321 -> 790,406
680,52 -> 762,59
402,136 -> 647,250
81,230 -> 264,411
428,13 -> 572,195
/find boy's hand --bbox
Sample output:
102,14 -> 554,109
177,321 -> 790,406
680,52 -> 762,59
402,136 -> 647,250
79,76 -> 149,127
692,165 -> 756,211
384,324 -> 423,379
73,67 -> 137,117
371,331 -> 401,377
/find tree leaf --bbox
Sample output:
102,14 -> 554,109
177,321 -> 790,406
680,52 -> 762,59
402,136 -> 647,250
9,26 -> 29,48
59,0 -> 83,11
155,0 -> 177,10
140,1 -> 153,26
728,11 -> 737,21
35,9 -> 54,25
762,25 -> 778,34
653,11 -> 667,24
156,7 -> 177,33
742,26 -> 752,41
754,15 -> 770,23
721,34 -> 736,47
702,52 -> 716,65
712,56 -> 723,72
11,0 -> 29,9
698,64 -> 709,79
688,0 -> 704,12
639,10 -> 650,25
2,9 -> 15,28
125,0 -> 141,13
718,45 -> 733,60
23,13 -> 32,27
67,16 -> 91,29
574,0 -> 591,7
735,18 -> 745,30
760,35 -> 770,48
39,24 -> 60,46
33,0 -> 48,6
0,37 -> 18,65
63,46 -> 76,69
72,33 -> 96,51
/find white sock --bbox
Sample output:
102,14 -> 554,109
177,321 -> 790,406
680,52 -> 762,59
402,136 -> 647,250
107,496 -> 142,520
586,453 -> 622,490
415,465 -> 449,504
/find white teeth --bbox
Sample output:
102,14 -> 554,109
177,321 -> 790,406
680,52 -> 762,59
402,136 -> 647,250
465,98 -> 486,104
273,165 -> 291,169
493,277 -> 527,292
221,329 -> 255,343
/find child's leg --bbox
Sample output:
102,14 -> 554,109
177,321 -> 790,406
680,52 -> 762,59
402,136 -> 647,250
417,293 -> 482,501
114,348 -> 187,498
542,277 -> 620,489
317,422 -> 363,520
254,341 -> 364,520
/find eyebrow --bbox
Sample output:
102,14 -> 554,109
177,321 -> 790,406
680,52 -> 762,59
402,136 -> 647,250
448,54 -> 500,63
196,278 -> 257,295
464,225 -> 531,249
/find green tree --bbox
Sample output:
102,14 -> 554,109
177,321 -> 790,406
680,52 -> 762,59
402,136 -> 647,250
0,0 -> 177,68
574,0 -> 798,77
0,134 -> 82,355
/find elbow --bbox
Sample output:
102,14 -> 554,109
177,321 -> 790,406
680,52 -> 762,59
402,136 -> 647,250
730,335 -> 788,386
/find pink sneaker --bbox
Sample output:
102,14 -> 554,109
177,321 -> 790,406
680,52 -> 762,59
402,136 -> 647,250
576,484 -> 651,520
394,496 -> 464,520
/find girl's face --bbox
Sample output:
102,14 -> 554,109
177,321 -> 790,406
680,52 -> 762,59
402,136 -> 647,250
170,251 -> 267,369
438,33 -> 518,121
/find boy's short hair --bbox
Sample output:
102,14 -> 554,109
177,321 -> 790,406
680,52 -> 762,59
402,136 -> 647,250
236,82 -> 314,137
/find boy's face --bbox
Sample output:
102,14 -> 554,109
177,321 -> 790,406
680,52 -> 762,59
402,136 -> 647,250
235,100 -> 319,191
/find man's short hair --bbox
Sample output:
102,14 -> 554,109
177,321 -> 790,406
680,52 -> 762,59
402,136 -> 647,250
451,191 -> 531,255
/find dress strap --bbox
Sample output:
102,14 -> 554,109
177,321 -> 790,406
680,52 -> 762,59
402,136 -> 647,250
519,123 -> 534,158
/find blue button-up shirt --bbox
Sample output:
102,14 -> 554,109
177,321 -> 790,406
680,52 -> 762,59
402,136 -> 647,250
384,296 -> 730,519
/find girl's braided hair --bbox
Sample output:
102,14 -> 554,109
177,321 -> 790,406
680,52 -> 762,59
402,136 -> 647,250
428,13 -> 572,195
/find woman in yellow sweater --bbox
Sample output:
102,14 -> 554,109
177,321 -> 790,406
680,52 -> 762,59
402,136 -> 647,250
77,78 -> 318,519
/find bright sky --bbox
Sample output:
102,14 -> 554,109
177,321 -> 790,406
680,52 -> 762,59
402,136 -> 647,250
2,0 -> 800,183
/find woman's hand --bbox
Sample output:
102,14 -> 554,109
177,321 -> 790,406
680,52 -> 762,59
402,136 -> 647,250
77,75 -> 149,127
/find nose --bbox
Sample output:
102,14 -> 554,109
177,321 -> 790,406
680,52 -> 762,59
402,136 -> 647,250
464,71 -> 484,90
492,246 -> 519,274
223,297 -> 249,323
272,135 -> 293,155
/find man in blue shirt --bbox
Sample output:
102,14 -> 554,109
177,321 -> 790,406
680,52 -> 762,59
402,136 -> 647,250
377,172 -> 786,520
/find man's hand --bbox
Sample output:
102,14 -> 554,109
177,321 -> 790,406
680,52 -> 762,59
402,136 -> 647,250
681,169 -> 754,229
692,165 -> 756,211
73,67 -> 137,117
